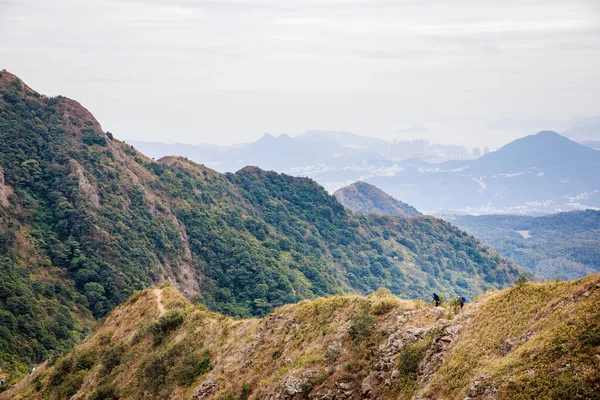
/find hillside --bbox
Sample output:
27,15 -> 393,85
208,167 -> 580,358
442,210 -> 600,280
333,181 -> 421,217
0,71 -> 525,380
5,276 -> 600,399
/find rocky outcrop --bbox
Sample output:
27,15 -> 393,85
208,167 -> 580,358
191,380 -> 217,400
0,168 -> 13,207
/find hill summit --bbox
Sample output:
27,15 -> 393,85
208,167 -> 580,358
334,181 -> 421,217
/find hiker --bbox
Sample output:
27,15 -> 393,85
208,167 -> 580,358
433,292 -> 440,307
0,378 -> 5,386
456,295 -> 465,309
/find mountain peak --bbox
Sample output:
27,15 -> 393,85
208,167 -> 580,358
334,181 -> 421,217
470,130 -> 599,174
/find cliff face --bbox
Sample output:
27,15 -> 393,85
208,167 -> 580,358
6,274 -> 599,400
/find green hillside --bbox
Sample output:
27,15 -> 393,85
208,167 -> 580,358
0,71 -> 526,380
444,211 -> 600,280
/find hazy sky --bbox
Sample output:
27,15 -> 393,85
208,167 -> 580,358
1,0 -> 599,148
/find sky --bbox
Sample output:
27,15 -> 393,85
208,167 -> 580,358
1,0 -> 599,148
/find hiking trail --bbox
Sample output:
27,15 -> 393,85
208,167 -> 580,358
154,288 -> 165,315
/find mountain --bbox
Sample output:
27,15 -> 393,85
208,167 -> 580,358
468,130 -> 600,174
5,276 -> 600,399
441,210 -> 600,280
129,129 -> 599,215
0,71 -> 526,380
333,181 -> 421,217
369,131 -> 600,214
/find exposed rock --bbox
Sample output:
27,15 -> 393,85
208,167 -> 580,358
0,168 -> 13,207
280,370 -> 319,399
72,161 -> 100,207
466,374 -> 498,399
499,339 -> 515,356
192,380 -> 217,400
361,372 -> 379,397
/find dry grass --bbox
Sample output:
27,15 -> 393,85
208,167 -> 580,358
5,276 -> 599,400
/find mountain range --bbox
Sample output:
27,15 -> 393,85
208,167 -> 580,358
369,131 -> 600,214
0,71 -> 526,381
130,130 -> 600,215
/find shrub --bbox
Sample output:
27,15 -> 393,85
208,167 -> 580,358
172,350 -> 212,386
82,129 -> 107,146
101,344 -> 124,373
151,310 -> 185,345
49,357 -> 72,386
371,297 -> 398,315
239,383 -> 252,400
139,355 -> 167,394
348,309 -> 374,342
75,351 -> 96,371
89,382 -> 118,400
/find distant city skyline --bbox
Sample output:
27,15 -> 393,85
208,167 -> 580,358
1,0 -> 599,148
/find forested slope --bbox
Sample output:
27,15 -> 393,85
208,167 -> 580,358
444,210 -> 600,280
0,70 -> 526,380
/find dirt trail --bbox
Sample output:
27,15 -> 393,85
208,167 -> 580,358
154,288 -> 165,315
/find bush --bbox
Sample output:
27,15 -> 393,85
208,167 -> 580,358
348,309 -> 374,342
151,310 -> 185,345
75,351 -> 96,371
89,382 -> 118,400
371,297 -> 398,315
101,344 -> 124,373
173,350 -> 212,386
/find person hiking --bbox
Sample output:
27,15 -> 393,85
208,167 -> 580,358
433,292 -> 440,307
456,295 -> 465,309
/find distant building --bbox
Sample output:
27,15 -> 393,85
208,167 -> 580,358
472,147 -> 481,158
483,146 -> 490,155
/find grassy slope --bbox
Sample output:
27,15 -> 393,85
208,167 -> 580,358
6,275 -> 599,400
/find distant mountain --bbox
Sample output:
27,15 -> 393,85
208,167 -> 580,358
334,181 -> 421,217
130,130 -> 599,215
468,130 -> 600,174
442,210 -> 600,280
296,130 -> 389,150
369,131 -> 600,214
